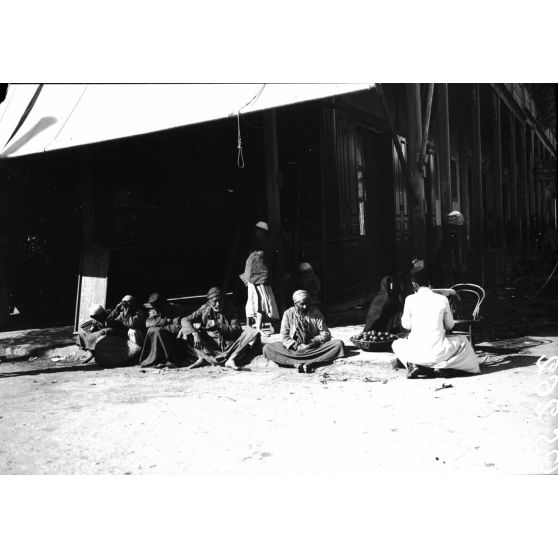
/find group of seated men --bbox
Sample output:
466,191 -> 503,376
78,288 -> 345,373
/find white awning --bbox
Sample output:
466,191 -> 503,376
0,83 -> 372,158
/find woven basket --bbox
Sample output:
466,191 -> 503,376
350,336 -> 394,352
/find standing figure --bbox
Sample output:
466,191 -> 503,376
179,287 -> 261,370
139,292 -> 187,368
241,221 -> 279,336
391,266 -> 480,378
263,290 -> 345,374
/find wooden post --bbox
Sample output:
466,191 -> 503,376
438,84 -> 452,217
405,83 -> 427,260
528,127 -> 536,256
518,122 -> 528,248
509,111 -> 519,257
491,90 -> 504,248
264,109 -> 285,313
376,84 -> 417,205
471,84 -> 484,283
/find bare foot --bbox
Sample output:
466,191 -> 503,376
303,363 -> 315,374
81,352 -> 95,363
224,357 -> 240,370
186,358 -> 205,370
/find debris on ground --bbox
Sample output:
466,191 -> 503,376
435,383 -> 454,391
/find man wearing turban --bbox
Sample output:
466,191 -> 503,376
262,290 -> 345,373
179,287 -> 261,370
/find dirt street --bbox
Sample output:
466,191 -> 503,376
0,334 -> 556,474
1,272 -> 557,474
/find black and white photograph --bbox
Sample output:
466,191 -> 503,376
0,2 -> 557,557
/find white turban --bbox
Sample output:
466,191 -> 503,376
292,290 -> 310,303
445,211 -> 464,226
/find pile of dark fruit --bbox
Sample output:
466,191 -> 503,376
355,330 -> 398,342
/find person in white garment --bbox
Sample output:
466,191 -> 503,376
392,265 -> 480,378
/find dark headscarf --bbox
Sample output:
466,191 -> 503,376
363,276 -> 403,333
145,292 -> 166,309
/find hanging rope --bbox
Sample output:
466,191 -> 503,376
236,84 -> 266,168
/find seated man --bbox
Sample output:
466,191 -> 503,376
179,287 -> 260,370
105,295 -> 147,347
391,266 -> 480,378
362,274 -> 405,335
77,304 -> 112,362
139,292 -> 187,368
263,290 -> 345,373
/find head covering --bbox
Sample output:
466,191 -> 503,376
206,287 -> 222,300
121,295 -> 134,303
292,290 -> 310,303
363,276 -> 402,333
145,292 -> 166,308
299,262 -> 313,272
445,211 -> 464,226
89,304 -> 106,318
254,221 -> 269,232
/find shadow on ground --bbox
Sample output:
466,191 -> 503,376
479,354 -> 541,374
0,362 -> 102,379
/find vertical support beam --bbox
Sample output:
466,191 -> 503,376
509,111 -> 519,256
471,84 -> 484,283
518,122 -> 528,247
438,84 -> 452,217
405,83 -> 427,259
458,132 -> 470,274
491,91 -> 504,248
77,151 -> 97,250
528,127 -> 536,255
263,109 -> 285,312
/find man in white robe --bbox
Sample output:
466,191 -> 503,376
392,267 -> 480,378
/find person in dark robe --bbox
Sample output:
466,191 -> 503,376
362,275 -> 405,334
293,262 -> 321,305
105,295 -> 147,347
77,304 -> 112,362
262,290 -> 345,373
178,287 -> 261,370
139,292 -> 187,368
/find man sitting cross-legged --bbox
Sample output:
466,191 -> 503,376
262,289 -> 345,373
178,287 -> 261,370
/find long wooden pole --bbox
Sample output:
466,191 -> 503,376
419,84 -> 435,167
264,109 -> 285,312
375,84 -> 417,205
438,84 -> 452,217
471,84 -> 484,283
405,83 -> 427,260
491,90 -> 504,248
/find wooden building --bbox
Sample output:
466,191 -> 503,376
0,84 -> 555,328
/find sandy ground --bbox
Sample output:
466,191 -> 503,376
2,270 -> 557,474
1,329 -> 556,474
